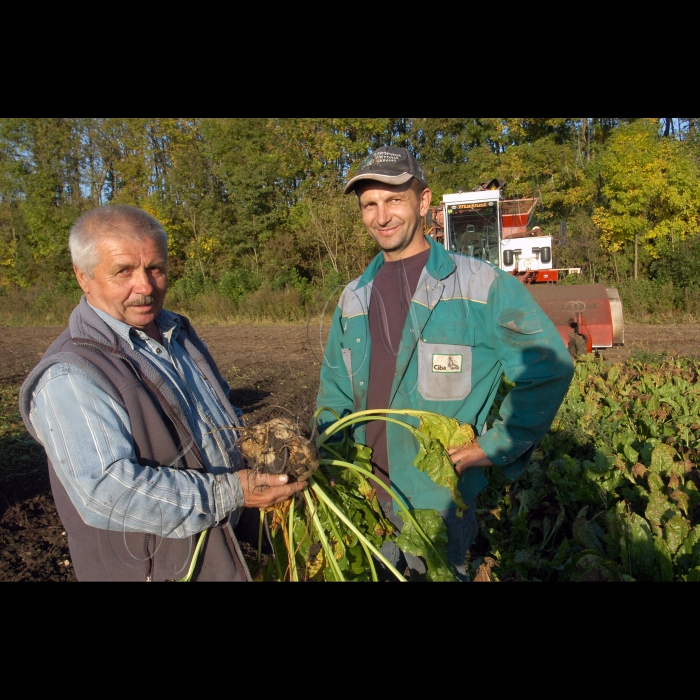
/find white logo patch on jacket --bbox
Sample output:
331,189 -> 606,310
432,354 -> 463,373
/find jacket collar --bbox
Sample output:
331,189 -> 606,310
70,296 -> 122,349
356,236 -> 456,289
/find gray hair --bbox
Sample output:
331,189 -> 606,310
69,205 -> 168,277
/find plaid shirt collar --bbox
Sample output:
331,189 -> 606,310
88,302 -> 181,350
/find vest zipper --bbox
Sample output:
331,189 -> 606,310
72,339 -> 207,470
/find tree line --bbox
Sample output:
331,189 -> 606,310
1,118 -> 699,311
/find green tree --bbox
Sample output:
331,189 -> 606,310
593,119 -> 700,279
0,118 -> 84,286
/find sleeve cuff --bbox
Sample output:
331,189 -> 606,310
477,427 -> 534,472
218,470 -> 245,521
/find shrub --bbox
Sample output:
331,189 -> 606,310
169,274 -> 208,302
218,267 -> 261,302
616,279 -> 685,321
0,285 -> 78,325
650,237 -> 700,290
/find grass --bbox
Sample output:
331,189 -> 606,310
616,279 -> 700,323
3,277 -> 700,326
0,285 -> 319,326
170,286 -> 311,324
0,286 -> 81,326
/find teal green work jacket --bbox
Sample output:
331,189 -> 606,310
316,237 -> 575,511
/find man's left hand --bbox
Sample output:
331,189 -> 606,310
448,441 -> 493,474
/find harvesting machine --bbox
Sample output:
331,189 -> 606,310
425,179 -> 624,357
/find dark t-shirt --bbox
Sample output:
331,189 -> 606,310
366,247 -> 430,500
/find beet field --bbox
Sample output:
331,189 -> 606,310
1,324 -> 699,581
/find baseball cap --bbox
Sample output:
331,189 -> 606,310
343,146 -> 429,195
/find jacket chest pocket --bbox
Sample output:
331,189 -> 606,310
417,323 -> 475,401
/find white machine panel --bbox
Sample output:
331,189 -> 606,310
501,235 -> 553,271
442,191 -> 501,205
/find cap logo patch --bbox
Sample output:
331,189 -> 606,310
344,147 -> 428,194
361,152 -> 402,170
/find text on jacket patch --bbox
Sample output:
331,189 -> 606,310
432,354 -> 463,373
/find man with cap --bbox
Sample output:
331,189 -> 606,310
315,147 -> 574,580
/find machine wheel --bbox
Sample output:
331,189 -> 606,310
567,333 -> 588,358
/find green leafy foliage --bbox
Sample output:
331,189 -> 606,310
411,414 -> 474,510
261,449 -> 398,582
652,249 -> 700,294
475,354 -> 700,581
396,508 -> 456,582
261,408 -> 476,581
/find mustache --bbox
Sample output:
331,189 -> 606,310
124,295 -> 157,307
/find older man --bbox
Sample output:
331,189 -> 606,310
20,205 -> 304,581
316,147 -> 575,580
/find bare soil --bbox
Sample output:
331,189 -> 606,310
1,321 -> 699,582
594,324 -> 700,363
